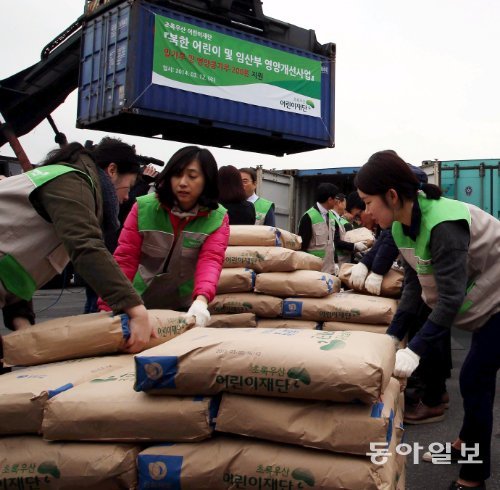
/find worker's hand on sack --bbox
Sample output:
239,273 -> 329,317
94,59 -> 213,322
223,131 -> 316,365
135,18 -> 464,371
354,241 -> 368,253
123,304 -> 156,353
12,317 -> 32,331
187,297 -> 211,328
394,347 -> 420,378
364,272 -> 383,295
349,262 -> 369,289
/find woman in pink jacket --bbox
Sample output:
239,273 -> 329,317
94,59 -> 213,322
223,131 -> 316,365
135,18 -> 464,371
100,146 -> 229,328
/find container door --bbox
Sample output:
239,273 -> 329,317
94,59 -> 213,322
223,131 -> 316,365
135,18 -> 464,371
439,160 -> 499,216
257,169 -> 294,231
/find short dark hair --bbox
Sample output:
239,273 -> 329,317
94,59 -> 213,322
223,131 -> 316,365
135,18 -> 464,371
346,191 -> 365,212
355,150 -> 441,201
42,137 -> 140,176
315,183 -> 339,203
155,146 -> 219,210
218,165 -> 247,203
239,167 -> 257,182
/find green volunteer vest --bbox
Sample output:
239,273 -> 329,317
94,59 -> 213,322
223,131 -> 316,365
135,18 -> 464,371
304,207 -> 335,259
391,194 -> 471,313
254,197 -> 274,225
133,193 -> 226,307
0,165 -> 93,301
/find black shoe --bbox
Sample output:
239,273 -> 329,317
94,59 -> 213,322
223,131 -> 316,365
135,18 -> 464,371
449,481 -> 486,489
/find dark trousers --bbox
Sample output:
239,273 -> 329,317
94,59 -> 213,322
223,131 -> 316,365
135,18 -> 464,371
458,312 -> 500,482
407,304 -> 451,406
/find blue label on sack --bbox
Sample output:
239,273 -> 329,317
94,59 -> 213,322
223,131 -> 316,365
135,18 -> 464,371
370,401 -> 384,418
120,314 -> 131,340
282,300 -> 303,318
138,454 -> 183,490
387,409 -> 394,444
47,383 -> 74,399
134,356 -> 179,392
250,270 -> 256,288
209,394 -> 221,429
275,227 -> 282,246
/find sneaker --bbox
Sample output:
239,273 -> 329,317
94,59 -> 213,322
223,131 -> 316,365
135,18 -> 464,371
448,481 -> 486,489
403,400 -> 445,425
422,444 -> 461,463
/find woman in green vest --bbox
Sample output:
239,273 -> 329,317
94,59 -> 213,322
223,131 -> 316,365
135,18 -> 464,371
355,150 -> 500,490
0,138 -> 154,355
102,146 -> 229,328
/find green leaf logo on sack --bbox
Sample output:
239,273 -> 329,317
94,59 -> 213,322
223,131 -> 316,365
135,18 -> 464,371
291,467 -> 315,487
90,375 -> 118,383
145,362 -> 164,381
149,461 -> 168,480
38,461 -> 60,479
319,339 -> 346,350
287,367 -> 311,385
306,100 -> 315,109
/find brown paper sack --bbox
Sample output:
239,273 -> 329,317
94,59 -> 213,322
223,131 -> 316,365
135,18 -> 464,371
208,313 -> 257,328
276,228 -> 302,250
282,292 -> 398,324
344,227 -> 375,247
216,377 -> 400,456
228,225 -> 278,246
217,268 -> 255,294
209,293 -> 283,318
0,355 -> 132,435
256,319 -> 321,329
223,246 -> 322,272
324,321 -> 407,349
3,310 -> 195,366
339,263 -> 403,298
137,432 -> 401,490
42,365 -> 215,442
254,270 -> 340,298
0,436 -> 138,490
134,328 -> 395,403
228,225 -> 302,250
323,321 -> 388,333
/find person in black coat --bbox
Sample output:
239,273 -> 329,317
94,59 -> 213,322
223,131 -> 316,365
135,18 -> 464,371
218,165 -> 256,225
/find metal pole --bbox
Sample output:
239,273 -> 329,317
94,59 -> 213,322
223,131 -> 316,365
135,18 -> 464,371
0,114 -> 33,172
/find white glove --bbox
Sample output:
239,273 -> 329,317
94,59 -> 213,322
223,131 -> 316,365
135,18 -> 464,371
333,263 -> 340,276
354,242 -> 368,252
394,348 -> 420,378
350,262 -> 369,289
187,299 -> 210,328
365,272 -> 383,295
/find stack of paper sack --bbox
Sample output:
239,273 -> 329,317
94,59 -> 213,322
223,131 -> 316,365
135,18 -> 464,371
134,327 -> 406,489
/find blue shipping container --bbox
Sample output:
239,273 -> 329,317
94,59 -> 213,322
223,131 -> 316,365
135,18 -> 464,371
439,159 -> 499,218
77,1 -> 335,156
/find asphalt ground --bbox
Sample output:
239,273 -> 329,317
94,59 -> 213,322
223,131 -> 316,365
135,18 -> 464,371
1,288 -> 499,490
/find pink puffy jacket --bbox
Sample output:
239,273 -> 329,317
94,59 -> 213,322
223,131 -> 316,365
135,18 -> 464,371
98,202 -> 229,311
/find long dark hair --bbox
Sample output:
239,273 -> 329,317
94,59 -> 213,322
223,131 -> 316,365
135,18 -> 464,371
355,150 -> 441,203
155,146 -> 219,210
41,137 -> 140,175
218,165 -> 247,203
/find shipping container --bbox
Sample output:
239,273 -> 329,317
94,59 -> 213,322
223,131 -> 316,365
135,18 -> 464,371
77,0 -> 335,156
422,159 -> 499,218
254,166 -> 360,232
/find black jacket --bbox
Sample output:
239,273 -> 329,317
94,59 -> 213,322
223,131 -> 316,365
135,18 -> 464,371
221,200 -> 256,225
